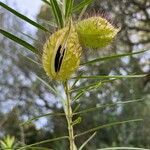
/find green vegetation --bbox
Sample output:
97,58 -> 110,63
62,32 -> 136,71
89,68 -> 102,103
0,0 -> 149,149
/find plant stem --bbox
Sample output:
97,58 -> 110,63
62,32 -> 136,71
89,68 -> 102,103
64,81 -> 76,150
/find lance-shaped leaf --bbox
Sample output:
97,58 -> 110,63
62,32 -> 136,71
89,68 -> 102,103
41,0 -> 51,6
21,112 -> 65,126
17,136 -> 68,150
97,147 -> 149,150
81,50 -> 148,66
50,0 -> 64,28
79,132 -> 96,150
75,119 -> 142,138
65,0 -> 74,19
72,74 -> 146,80
73,0 -> 93,12
0,29 -> 38,53
74,98 -> 144,115
0,2 -> 49,32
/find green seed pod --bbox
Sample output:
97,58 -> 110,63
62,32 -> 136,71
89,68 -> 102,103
76,16 -> 120,49
42,26 -> 82,81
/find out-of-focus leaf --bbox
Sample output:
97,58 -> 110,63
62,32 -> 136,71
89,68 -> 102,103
0,2 -> 49,32
27,147 -> 52,150
73,0 -> 93,12
97,147 -> 149,150
73,81 -> 103,101
71,73 -> 84,89
73,104 -> 81,113
0,135 -> 15,149
79,132 -> 96,150
72,81 -> 102,92
71,117 -> 82,126
73,90 -> 85,101
73,74 -> 146,80
75,119 -> 142,138
21,112 -> 65,126
37,18 -> 58,28
15,30 -> 41,44
74,98 -> 144,115
35,74 -> 58,95
81,50 -> 148,66
78,4 -> 88,21
50,0 -> 64,28
41,0 -> 51,6
0,29 -> 38,53
17,136 -> 68,150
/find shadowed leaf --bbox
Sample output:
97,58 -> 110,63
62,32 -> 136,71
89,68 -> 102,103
41,0 -> 51,6
21,112 -> 65,126
73,74 -> 146,79
74,98 -> 144,115
17,136 -> 68,150
79,132 -> 96,150
0,2 -> 49,32
50,0 -> 64,28
97,147 -> 149,150
75,119 -> 142,137
0,29 -> 38,53
81,50 -> 148,66
65,0 -> 74,19
73,0 -> 93,12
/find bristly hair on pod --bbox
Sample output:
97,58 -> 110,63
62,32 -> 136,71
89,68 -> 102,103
42,24 -> 82,81
81,9 -> 119,28
75,11 -> 120,49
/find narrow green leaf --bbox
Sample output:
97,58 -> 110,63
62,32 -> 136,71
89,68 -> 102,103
81,50 -> 148,66
17,136 -> 68,150
70,73 -> 84,90
50,0 -> 64,28
75,119 -> 142,138
97,147 -> 149,150
74,98 -> 144,115
41,0 -> 51,6
71,79 -> 115,92
79,132 -> 96,150
18,31 -> 40,44
35,74 -> 58,95
35,74 -> 65,100
71,81 -> 102,92
73,90 -> 85,101
0,2 -> 49,32
72,74 -> 146,80
78,4 -> 88,21
65,0 -> 74,19
12,28 -> 42,46
73,81 -> 103,101
73,0 -> 93,12
0,29 -> 38,53
73,104 -> 81,113
17,51 -> 42,67
26,147 -> 53,150
21,112 -> 65,126
37,18 -> 58,28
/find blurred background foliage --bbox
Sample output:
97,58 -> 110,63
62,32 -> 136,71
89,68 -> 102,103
0,0 -> 150,149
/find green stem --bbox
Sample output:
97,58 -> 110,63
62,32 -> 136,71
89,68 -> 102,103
64,81 -> 76,150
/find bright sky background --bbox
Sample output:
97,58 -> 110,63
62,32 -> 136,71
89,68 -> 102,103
3,0 -> 43,19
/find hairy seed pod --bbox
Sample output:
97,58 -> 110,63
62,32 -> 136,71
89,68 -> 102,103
42,26 -> 82,81
76,16 -> 120,49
